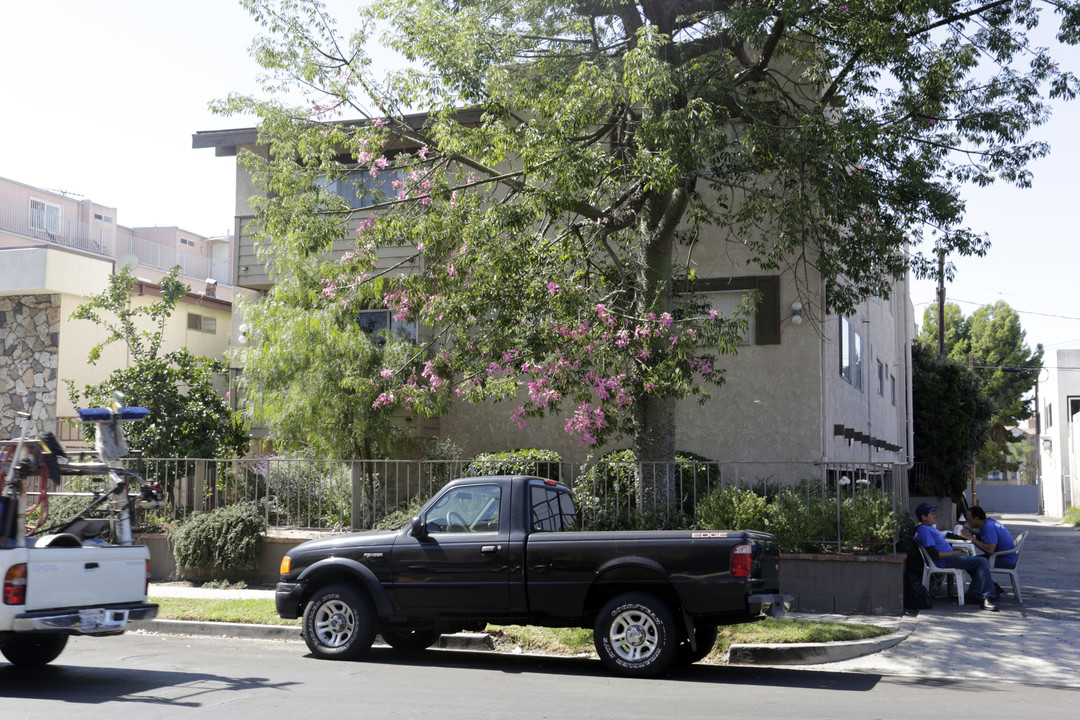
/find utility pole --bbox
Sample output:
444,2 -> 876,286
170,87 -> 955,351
936,249 -> 946,356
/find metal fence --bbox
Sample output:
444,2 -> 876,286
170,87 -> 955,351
29,457 -> 909,553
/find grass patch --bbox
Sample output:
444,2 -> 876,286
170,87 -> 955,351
155,597 -> 299,626
153,596 -> 891,662
1064,506 -> 1080,527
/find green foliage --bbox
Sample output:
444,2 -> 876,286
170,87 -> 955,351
572,449 -> 719,522
373,495 -> 427,530
464,449 -> 564,481
69,265 -> 187,364
219,0 -> 1080,476
695,481 -> 900,554
911,342 -> 994,500
1063,506 -> 1080,527
238,455 -> 353,530
695,486 -> 769,533
919,302 -> 1043,475
169,502 -> 266,572
68,264 -> 247,462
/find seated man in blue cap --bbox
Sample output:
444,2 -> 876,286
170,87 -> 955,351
961,505 -> 1017,568
915,502 -> 998,611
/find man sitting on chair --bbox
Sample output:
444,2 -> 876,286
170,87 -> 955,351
961,505 -> 1018,568
915,502 -> 998,611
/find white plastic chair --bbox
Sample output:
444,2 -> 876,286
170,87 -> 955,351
988,530 -> 1028,603
918,543 -> 967,605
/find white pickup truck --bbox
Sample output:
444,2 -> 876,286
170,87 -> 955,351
1,409 -> 159,667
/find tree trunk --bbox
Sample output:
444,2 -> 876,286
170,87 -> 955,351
632,394 -> 677,511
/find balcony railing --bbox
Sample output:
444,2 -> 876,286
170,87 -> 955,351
0,197 -> 231,285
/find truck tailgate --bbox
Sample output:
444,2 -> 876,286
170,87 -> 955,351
25,545 -> 149,610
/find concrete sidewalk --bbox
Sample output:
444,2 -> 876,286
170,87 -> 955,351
143,514 -> 1079,681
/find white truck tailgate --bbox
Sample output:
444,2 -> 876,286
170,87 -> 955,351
24,545 -> 148,610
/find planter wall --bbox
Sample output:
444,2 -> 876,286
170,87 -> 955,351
781,552 -> 904,615
139,533 -> 310,585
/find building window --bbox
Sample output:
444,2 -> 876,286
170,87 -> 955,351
93,213 -> 114,223
180,237 -> 196,247
877,360 -> 885,396
839,316 -> 863,390
890,374 -> 896,406
358,309 -> 417,343
1046,402 -> 1053,429
322,168 -> 405,210
703,290 -> 752,346
187,313 -> 217,334
29,198 -> 62,234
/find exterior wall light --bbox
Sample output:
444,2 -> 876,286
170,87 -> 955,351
790,300 -> 804,325
238,323 -> 249,345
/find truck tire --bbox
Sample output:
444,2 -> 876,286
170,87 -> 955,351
677,626 -> 718,665
0,633 -> 68,667
302,584 -> 377,661
380,628 -> 441,651
594,592 -> 678,677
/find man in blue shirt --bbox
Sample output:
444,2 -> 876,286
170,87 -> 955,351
914,502 -> 998,611
962,506 -> 1018,568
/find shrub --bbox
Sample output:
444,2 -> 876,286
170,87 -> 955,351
573,449 -> 720,524
1064,506 -> 1080,527
695,486 -> 769,532
465,448 -> 564,481
170,501 -> 266,572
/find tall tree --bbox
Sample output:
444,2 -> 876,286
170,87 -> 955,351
911,342 -> 993,500
68,266 -> 248,461
918,301 -> 1042,473
219,0 -> 1079,503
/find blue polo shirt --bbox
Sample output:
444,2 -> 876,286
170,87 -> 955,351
915,523 -> 952,568
980,517 -> 1017,567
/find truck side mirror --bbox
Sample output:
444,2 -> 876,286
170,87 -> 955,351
409,515 -> 428,540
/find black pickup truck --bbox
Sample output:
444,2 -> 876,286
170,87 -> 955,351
276,475 -> 785,676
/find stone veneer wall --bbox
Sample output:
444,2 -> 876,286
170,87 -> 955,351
0,294 -> 60,439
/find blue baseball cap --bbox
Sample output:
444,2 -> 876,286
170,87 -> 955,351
915,502 -> 938,519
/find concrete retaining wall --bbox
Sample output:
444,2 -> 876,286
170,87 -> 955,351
781,552 -> 904,615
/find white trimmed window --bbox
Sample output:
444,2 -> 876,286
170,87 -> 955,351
839,316 -> 863,390
358,309 -> 417,343
187,313 -> 217,334
704,290 -> 752,346
29,198 -> 62,234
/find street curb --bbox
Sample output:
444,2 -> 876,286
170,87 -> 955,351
142,620 -> 495,651
726,614 -> 917,666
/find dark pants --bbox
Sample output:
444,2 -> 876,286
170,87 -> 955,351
943,555 -> 996,599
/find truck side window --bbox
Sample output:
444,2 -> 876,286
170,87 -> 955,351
531,486 -> 577,532
425,484 -> 501,534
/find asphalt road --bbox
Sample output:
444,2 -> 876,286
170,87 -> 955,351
2,631 -> 1079,720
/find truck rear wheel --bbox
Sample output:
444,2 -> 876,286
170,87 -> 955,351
0,633 -> 68,667
380,628 -> 441,651
594,592 -> 678,677
302,584 -> 376,661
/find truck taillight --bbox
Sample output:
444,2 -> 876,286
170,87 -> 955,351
731,544 -> 753,579
4,563 -> 27,605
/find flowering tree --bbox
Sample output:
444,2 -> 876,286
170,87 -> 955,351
220,0 -> 1078,504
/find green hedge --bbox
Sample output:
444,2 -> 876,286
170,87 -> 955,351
464,449 -> 564,481
169,501 -> 266,572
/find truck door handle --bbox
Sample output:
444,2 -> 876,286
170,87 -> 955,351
85,562 -> 99,570
481,545 -> 502,554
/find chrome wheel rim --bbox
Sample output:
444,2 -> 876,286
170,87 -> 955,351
608,608 -> 658,662
313,599 -> 355,648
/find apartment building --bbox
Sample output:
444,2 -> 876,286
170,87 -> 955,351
195,124 -> 915,489
0,176 -> 234,443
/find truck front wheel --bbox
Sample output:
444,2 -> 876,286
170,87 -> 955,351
302,584 -> 376,661
0,633 -> 68,667
594,592 -> 678,677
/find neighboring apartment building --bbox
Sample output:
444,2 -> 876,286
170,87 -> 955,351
1036,349 -> 1080,516
194,126 -> 915,490
0,176 -> 234,444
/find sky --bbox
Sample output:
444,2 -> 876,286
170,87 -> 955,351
2,1 -> 1078,356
